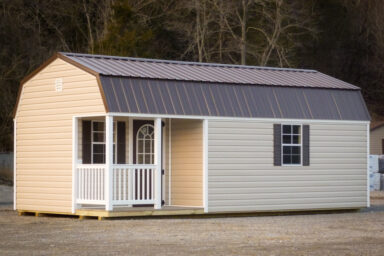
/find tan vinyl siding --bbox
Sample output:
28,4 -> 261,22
208,120 -> 368,213
370,126 -> 384,155
16,58 -> 105,213
171,119 -> 203,206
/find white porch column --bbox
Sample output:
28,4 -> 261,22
154,118 -> 162,209
71,117 -> 78,213
128,118 -> 133,203
105,115 -> 114,211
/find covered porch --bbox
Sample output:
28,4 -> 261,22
71,114 -> 206,214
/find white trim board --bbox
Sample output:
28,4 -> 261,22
71,117 -> 78,213
73,112 -> 370,125
203,119 -> 208,213
367,122 -> 370,207
13,119 -> 16,210
168,119 -> 172,205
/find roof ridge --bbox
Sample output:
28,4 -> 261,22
59,52 -> 318,73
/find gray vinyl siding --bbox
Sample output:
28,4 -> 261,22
207,120 -> 368,213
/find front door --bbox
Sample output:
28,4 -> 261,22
132,120 -> 163,205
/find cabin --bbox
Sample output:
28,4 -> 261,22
370,122 -> 384,155
13,52 -> 371,219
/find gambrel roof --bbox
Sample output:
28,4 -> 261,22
62,52 -> 358,90
14,52 -> 370,121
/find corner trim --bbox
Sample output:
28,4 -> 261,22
13,119 -> 16,210
367,122 -> 370,207
203,119 -> 208,213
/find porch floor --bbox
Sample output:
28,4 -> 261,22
76,206 -> 204,219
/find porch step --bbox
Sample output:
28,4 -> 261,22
76,207 -> 204,219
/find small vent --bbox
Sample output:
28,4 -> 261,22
55,78 -> 63,92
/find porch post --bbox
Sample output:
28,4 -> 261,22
71,117 -> 78,214
105,115 -> 114,211
154,118 -> 162,209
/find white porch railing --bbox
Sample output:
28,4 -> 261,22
76,164 -> 157,206
77,165 -> 106,204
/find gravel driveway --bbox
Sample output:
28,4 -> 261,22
1,185 -> 384,256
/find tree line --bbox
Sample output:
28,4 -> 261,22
0,0 -> 383,151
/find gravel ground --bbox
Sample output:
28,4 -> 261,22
1,185 -> 384,256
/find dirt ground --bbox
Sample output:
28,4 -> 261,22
1,185 -> 384,256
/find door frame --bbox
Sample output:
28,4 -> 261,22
131,118 -> 164,205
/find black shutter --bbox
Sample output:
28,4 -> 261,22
117,121 -> 126,164
82,120 -> 92,164
273,124 -> 282,166
302,125 -> 310,166
382,139 -> 384,155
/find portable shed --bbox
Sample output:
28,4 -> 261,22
13,52 -> 371,217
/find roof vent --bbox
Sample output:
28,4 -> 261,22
55,78 -> 63,92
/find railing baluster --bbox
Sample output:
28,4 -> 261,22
123,168 -> 127,201
146,169 -> 149,200
151,168 -> 154,200
137,168 -> 140,200
102,167 -> 105,201
88,168 -> 91,200
141,168 -> 145,201
96,168 -> 99,201
112,167 -> 115,201
77,168 -> 80,201
91,168 -> 94,200
82,168 -> 84,200
85,168 -> 88,200
133,168 -> 136,201
118,168 -> 121,201
97,168 -> 100,201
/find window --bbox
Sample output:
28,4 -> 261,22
91,121 -> 117,164
136,124 -> 154,164
282,124 -> 302,165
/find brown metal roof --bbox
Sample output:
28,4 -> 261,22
60,52 -> 359,90
100,76 -> 370,121
13,52 -> 370,120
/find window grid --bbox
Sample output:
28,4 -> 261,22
91,121 -> 117,164
136,124 -> 155,164
281,124 -> 302,166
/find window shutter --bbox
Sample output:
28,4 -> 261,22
303,125 -> 310,166
273,124 -> 282,166
82,120 -> 92,164
382,139 -> 384,155
117,121 -> 126,164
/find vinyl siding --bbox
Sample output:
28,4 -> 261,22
15,58 -> 105,213
208,120 -> 368,213
370,126 -> 384,155
171,119 -> 203,206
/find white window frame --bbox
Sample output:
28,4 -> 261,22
91,120 -> 117,164
281,124 -> 303,166
136,124 -> 155,164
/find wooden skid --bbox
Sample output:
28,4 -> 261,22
17,207 -> 205,220
16,207 -> 360,220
